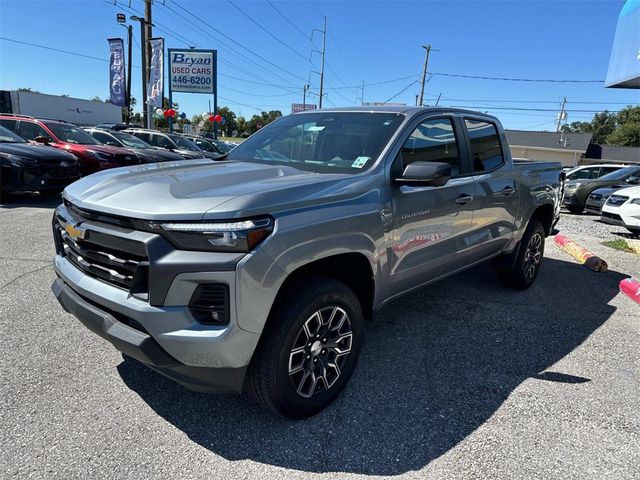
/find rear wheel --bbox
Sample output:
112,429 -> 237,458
627,227 -> 640,237
495,220 -> 546,290
245,276 -> 364,419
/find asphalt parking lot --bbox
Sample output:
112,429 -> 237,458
1,195 -> 639,479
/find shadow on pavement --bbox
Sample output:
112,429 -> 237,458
118,257 -> 625,476
0,192 -> 62,209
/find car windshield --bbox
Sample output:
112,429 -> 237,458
0,125 -> 26,143
169,134 -> 201,151
113,132 -> 153,149
212,140 -> 233,153
226,112 -> 405,173
45,122 -> 101,145
599,166 -> 639,181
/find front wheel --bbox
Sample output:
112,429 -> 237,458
495,220 -> 546,290
627,227 -> 640,237
245,276 -> 364,419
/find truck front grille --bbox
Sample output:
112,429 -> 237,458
606,195 -> 628,206
54,212 -> 149,294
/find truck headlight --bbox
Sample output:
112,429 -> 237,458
149,218 -> 273,252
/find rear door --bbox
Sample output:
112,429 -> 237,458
388,115 -> 475,296
462,117 -> 518,263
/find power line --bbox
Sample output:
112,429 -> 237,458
266,0 -> 312,42
431,72 -> 604,83
432,96 -> 637,105
168,0 -> 309,83
449,104 -> 626,113
226,0 -> 311,63
383,81 -> 419,104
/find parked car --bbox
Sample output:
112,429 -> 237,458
601,185 -> 640,235
0,114 -> 141,176
0,125 -> 80,196
85,128 -> 184,163
563,165 -> 640,213
51,107 -> 563,418
585,177 -> 640,214
124,128 -> 220,160
564,164 -> 626,181
180,133 -> 232,155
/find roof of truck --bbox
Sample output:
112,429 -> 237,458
294,105 -> 498,117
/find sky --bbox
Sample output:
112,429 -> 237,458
0,0 -> 639,130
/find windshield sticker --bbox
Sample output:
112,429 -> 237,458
307,126 -> 325,131
351,156 -> 370,168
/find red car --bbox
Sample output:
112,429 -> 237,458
0,114 -> 141,176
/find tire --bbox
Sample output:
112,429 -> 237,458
566,205 -> 583,214
495,220 -> 546,290
627,227 -> 640,237
245,276 -> 364,419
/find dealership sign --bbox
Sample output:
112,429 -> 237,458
169,49 -> 216,94
291,103 -> 317,113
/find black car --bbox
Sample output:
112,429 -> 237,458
563,166 -> 640,214
180,134 -> 233,155
0,125 -> 80,196
85,128 -> 184,163
585,179 -> 640,214
124,128 -> 222,160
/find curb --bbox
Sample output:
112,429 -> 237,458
553,234 -> 608,272
620,278 -> 640,305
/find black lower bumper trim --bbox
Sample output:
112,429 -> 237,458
51,277 -> 247,393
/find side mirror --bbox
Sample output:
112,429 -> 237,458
396,161 -> 452,187
34,135 -> 50,145
626,176 -> 640,185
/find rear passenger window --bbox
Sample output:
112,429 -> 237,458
18,121 -> 50,141
401,118 -> 461,177
134,132 -> 151,143
465,119 -> 504,172
0,119 -> 18,133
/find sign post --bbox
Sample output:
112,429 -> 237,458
168,48 -> 217,135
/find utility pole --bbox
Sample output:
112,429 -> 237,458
556,97 -> 567,132
144,0 -> 153,129
418,45 -> 431,107
130,14 -> 149,128
303,84 -> 309,109
361,80 -> 364,105
318,16 -> 326,109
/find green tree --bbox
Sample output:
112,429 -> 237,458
246,110 -> 282,134
561,106 -> 640,146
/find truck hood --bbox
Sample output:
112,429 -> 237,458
0,142 -> 77,161
63,160 -> 367,221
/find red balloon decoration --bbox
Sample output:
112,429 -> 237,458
214,114 -> 222,122
164,108 -> 176,118
208,115 -> 216,122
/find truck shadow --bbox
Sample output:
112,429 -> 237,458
118,257 -> 624,476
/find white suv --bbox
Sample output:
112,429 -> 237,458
601,185 -> 640,235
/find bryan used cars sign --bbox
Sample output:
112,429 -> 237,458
169,49 -> 216,94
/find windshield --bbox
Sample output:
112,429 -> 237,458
211,140 -> 233,153
45,122 -> 101,145
169,134 -> 201,151
599,166 -> 640,181
113,132 -> 153,149
0,125 -> 26,143
226,112 -> 405,173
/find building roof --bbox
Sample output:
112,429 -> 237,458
585,143 -> 640,163
505,130 -> 593,152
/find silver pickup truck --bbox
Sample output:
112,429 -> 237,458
51,107 -> 563,418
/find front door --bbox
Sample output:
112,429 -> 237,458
388,116 -> 475,296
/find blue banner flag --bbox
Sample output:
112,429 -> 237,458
148,38 -> 164,108
108,38 -> 126,106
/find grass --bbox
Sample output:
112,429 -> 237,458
601,239 -> 637,254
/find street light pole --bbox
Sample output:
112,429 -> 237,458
130,15 -> 149,128
418,44 -> 431,107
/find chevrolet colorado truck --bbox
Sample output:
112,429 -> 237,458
51,107 -> 563,418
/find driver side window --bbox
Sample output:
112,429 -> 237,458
401,118 -> 460,177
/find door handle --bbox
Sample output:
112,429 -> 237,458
455,195 -> 474,205
498,186 -> 515,196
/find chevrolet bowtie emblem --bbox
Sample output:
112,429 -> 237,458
64,222 -> 86,240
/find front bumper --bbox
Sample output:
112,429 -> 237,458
585,197 -> 605,214
52,271 -> 255,393
1,162 -> 79,192
563,192 -> 583,206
